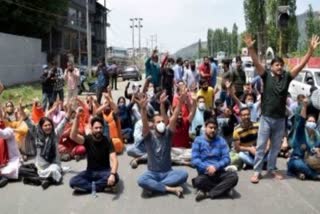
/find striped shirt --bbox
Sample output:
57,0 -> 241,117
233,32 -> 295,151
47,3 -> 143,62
233,122 -> 259,147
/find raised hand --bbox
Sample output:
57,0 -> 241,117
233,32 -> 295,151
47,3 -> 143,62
310,34 -> 320,51
134,94 -> 148,109
159,91 -> 168,104
243,33 -> 255,48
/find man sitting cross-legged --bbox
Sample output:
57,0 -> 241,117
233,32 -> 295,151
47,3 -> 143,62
69,108 -> 119,194
136,92 -> 188,198
192,118 -> 239,201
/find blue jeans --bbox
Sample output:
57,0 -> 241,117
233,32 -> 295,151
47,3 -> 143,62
287,158 -> 318,179
42,92 -> 54,110
69,169 -> 119,192
137,169 -> 188,193
239,152 -> 255,166
219,90 -> 232,106
127,140 -> 146,158
254,115 -> 285,173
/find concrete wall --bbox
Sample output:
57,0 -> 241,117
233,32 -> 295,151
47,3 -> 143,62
0,32 -> 47,86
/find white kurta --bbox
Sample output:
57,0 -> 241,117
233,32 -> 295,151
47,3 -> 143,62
0,128 -> 21,179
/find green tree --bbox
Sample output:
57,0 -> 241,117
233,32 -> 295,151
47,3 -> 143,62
305,4 -> 315,40
207,29 -> 213,56
0,0 -> 69,38
231,23 -> 238,56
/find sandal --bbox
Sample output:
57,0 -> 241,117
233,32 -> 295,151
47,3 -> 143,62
298,173 -> 306,180
250,174 -> 260,184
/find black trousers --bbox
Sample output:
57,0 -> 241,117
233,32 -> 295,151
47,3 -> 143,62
111,75 -> 118,89
192,171 -> 238,199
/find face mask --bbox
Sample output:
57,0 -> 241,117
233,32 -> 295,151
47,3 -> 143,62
147,88 -> 155,98
198,103 -> 206,111
156,122 -> 166,133
247,101 -> 254,108
306,122 -> 317,130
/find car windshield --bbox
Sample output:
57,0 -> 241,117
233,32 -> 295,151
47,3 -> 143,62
315,72 -> 320,86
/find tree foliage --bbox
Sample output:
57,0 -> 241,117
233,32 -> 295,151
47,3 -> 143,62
0,0 -> 69,38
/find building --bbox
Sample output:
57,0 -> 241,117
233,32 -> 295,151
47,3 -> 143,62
42,0 -> 109,69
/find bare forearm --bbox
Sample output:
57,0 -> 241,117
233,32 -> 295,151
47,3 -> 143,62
248,47 -> 264,75
70,117 -> 79,139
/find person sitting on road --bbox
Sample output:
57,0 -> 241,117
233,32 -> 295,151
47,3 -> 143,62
170,90 -> 197,166
0,120 -> 21,188
127,107 -> 155,169
287,98 -> 320,181
136,92 -> 188,198
191,118 -> 239,202
69,112 -> 119,194
19,101 -> 72,189
117,96 -> 134,144
233,107 -> 260,169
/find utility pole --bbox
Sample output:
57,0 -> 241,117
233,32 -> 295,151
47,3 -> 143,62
150,34 -> 157,51
86,0 -> 92,76
104,0 -> 108,65
135,18 -> 143,56
130,18 -> 135,64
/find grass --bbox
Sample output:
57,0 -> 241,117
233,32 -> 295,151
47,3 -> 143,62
0,83 -> 42,106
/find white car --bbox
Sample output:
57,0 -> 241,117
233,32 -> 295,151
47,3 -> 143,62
288,68 -> 320,100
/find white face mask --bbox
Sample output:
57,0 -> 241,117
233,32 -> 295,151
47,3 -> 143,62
147,88 -> 155,98
198,102 -> 206,111
306,121 -> 317,130
156,122 -> 166,133
246,101 -> 254,108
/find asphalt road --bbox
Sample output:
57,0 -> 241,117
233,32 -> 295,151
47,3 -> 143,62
1,78 -> 320,214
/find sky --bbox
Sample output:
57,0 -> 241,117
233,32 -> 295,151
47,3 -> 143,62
98,0 -> 320,53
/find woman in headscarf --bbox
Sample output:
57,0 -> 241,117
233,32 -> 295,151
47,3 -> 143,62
19,101 -> 72,189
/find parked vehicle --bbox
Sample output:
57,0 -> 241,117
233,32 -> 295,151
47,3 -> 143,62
122,65 -> 142,81
288,68 -> 320,99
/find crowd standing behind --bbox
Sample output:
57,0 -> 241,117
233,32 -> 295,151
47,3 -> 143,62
0,35 -> 319,202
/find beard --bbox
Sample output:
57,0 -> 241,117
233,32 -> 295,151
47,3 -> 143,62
206,133 -> 216,140
92,132 -> 103,140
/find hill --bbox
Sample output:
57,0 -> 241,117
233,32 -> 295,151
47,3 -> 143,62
174,41 -> 207,59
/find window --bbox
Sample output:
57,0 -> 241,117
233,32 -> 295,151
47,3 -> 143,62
68,8 -> 77,25
294,73 -> 303,82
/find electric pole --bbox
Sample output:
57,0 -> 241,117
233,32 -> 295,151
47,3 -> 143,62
130,18 -> 135,63
86,0 -> 92,76
150,34 -> 157,51
135,18 -> 143,56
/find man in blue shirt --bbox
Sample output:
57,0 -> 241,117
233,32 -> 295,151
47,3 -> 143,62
191,118 -> 238,201
209,57 -> 218,88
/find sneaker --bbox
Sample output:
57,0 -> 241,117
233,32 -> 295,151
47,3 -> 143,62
23,177 -> 42,186
60,153 -> 71,162
195,190 -> 208,202
225,165 -> 238,172
74,155 -> 81,162
0,176 -> 8,188
227,188 -> 235,199
104,185 -> 118,193
130,159 -> 138,169
141,189 -> 153,198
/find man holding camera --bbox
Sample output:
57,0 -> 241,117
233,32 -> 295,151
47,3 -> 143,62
64,61 -> 80,102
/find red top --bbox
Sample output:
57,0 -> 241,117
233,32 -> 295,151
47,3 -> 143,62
198,63 -> 211,80
172,95 -> 190,119
172,118 -> 190,148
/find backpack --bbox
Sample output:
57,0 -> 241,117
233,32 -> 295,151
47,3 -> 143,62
0,138 -> 9,167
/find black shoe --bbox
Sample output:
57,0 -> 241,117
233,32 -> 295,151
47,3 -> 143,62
141,189 -> 153,198
227,188 -> 235,199
0,176 -> 8,188
23,177 -> 42,186
195,190 -> 208,202
41,179 -> 51,190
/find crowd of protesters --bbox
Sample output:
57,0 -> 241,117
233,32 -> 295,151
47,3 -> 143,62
0,34 -> 319,202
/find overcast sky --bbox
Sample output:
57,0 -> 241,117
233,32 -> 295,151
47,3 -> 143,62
98,0 -> 320,53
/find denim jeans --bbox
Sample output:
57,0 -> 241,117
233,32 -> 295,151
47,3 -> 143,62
137,169 -> 188,193
69,168 -> 119,192
42,92 -> 53,110
239,152 -> 255,166
287,158 -> 318,179
219,90 -> 232,107
126,140 -> 146,158
254,115 -> 285,173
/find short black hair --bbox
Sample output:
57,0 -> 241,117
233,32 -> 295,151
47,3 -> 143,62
90,116 -> 104,127
236,56 -> 242,63
176,57 -> 183,64
205,117 -> 218,127
271,56 -> 284,66
168,58 -> 175,64
197,96 -> 205,101
239,106 -> 250,114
